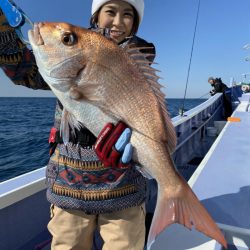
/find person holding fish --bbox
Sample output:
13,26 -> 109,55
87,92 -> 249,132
0,0 -> 157,249
1,0 -> 229,248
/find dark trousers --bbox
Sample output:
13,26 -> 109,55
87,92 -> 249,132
223,92 -> 232,118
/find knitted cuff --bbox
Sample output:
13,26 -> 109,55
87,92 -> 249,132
0,9 -> 26,65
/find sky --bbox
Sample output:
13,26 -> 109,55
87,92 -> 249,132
1,0 -> 250,98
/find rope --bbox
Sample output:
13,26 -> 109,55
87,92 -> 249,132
179,0 -> 201,116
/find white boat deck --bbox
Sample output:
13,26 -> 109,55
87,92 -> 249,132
152,94 -> 250,250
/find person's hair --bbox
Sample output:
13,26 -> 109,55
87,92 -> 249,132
208,76 -> 214,82
89,6 -> 140,36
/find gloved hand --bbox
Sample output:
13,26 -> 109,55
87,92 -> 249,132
0,7 -> 25,64
210,89 -> 215,96
94,121 -> 133,169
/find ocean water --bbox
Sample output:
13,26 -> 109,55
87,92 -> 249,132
0,97 -> 206,182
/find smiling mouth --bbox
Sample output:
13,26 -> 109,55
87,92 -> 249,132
110,30 -> 125,37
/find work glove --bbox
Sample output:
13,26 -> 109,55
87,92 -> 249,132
0,7 -> 25,64
94,121 -> 133,169
210,89 -> 215,96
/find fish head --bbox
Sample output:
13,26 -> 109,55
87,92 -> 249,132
28,22 -> 92,92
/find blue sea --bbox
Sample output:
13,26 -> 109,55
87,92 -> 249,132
0,97 -> 206,182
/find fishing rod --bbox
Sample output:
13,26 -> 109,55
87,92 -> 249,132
198,91 -> 210,99
176,91 -> 209,116
0,0 -> 33,44
179,0 -> 201,116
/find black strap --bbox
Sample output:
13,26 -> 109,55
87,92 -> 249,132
55,128 -> 97,147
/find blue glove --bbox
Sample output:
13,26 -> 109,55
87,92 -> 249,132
0,0 -> 33,44
0,0 -> 24,28
115,128 -> 133,164
94,122 -> 133,168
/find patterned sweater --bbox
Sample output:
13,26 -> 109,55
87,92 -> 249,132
0,10 -> 156,214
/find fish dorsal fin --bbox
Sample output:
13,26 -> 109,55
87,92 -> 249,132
60,108 -> 83,144
125,46 -> 177,152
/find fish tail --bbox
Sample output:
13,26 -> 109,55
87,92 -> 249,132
147,176 -> 227,249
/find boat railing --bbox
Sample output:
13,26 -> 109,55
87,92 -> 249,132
171,84 -> 243,173
0,166 -> 46,209
1,86 -> 244,206
0,167 -> 49,250
172,93 -> 224,174
0,93 -> 225,208
0,90 -> 242,250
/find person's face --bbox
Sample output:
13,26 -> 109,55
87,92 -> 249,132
208,80 -> 214,85
97,1 -> 135,44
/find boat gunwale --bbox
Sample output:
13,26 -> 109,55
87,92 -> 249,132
0,93 -> 227,210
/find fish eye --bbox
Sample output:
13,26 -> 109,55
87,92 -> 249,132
62,32 -> 77,46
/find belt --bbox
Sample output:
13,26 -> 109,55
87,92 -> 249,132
49,127 -> 97,147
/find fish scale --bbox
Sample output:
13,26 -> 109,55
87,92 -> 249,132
28,22 -> 227,249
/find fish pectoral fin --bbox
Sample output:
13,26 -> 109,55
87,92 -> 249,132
147,176 -> 227,250
135,165 -> 154,179
60,108 -> 82,144
69,84 -> 101,102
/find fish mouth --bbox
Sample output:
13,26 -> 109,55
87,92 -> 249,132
28,22 -> 44,46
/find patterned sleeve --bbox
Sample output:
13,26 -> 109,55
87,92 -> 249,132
0,9 -> 50,90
